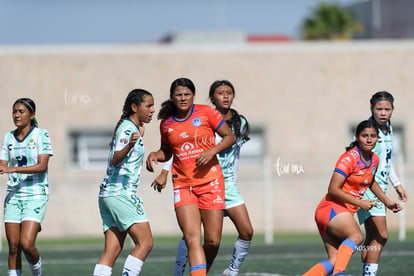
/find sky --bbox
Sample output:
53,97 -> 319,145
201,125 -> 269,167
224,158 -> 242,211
0,0 -> 359,45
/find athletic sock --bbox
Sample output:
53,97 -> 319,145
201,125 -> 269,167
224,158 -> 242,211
302,259 -> 333,276
174,238 -> 188,276
228,238 -> 251,273
29,257 -> 42,276
93,264 -> 112,276
122,255 -> 144,276
362,263 -> 378,276
190,264 -> 206,276
7,270 -> 22,276
333,238 -> 357,274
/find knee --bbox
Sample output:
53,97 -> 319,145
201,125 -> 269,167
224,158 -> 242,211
20,239 -> 36,253
240,227 -> 254,241
351,232 -> 365,246
8,242 -> 20,256
203,238 -> 220,249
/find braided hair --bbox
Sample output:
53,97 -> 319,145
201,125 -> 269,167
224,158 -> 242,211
110,89 -> 152,146
209,80 -> 250,142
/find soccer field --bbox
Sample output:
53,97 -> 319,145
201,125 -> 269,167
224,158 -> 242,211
0,233 -> 413,275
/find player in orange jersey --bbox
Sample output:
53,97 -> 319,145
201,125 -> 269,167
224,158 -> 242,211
302,120 -> 402,276
146,78 -> 236,276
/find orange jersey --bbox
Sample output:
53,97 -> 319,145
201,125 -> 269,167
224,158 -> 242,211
325,146 -> 380,213
160,104 -> 225,186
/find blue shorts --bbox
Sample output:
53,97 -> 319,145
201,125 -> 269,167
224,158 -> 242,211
4,197 -> 48,224
99,194 -> 148,232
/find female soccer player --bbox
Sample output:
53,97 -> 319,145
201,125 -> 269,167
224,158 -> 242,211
152,80 -> 253,276
93,89 -> 155,276
302,120 -> 402,276
146,77 -> 236,276
357,91 -> 408,276
0,98 -> 53,276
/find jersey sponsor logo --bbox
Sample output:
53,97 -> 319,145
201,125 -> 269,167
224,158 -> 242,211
168,128 -> 174,133
181,142 -> 194,151
27,138 -> 36,150
192,117 -> 202,127
16,155 -> 28,166
180,132 -> 189,138
120,138 -> 128,144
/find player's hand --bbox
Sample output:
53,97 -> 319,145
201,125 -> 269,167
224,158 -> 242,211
128,132 -> 140,149
146,152 -> 158,172
395,185 -> 408,202
359,199 -> 376,211
386,201 -> 403,213
195,151 -> 215,167
151,171 -> 168,193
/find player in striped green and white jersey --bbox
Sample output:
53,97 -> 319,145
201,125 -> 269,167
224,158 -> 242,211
0,98 -> 53,276
94,89 -> 155,276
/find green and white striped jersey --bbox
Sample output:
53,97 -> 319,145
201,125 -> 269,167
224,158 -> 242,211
0,126 -> 53,200
99,119 -> 144,197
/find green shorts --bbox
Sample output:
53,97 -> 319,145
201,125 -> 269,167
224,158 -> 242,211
99,194 -> 148,232
224,181 -> 244,210
357,188 -> 386,225
3,197 -> 48,224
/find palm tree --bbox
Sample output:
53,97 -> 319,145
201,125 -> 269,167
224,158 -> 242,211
301,2 -> 362,40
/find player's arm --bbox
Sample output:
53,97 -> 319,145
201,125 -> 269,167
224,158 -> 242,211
389,162 -> 408,202
0,154 -> 50,174
370,180 -> 403,213
146,145 -> 172,172
327,172 -> 375,211
196,122 -> 235,167
111,132 -> 140,166
151,158 -> 172,193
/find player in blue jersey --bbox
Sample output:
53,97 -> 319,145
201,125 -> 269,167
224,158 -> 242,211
357,91 -> 408,276
152,80 -> 253,276
93,89 -> 155,276
0,98 -> 53,276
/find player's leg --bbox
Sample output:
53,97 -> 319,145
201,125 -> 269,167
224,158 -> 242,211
122,221 -> 153,276
361,216 -> 388,276
173,237 -> 188,276
328,212 -> 363,274
20,220 -> 42,276
5,223 -> 22,276
224,203 -> 253,275
200,208 -> 223,271
302,232 -> 338,276
176,204 -> 206,276
94,227 -> 127,276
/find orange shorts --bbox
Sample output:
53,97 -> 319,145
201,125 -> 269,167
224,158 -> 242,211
315,196 -> 353,237
173,176 -> 225,210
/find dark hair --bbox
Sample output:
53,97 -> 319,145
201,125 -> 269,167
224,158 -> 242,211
370,91 -> 394,132
209,80 -> 250,142
346,120 -> 379,151
110,89 -> 152,146
14,98 -> 37,127
370,91 -> 394,109
158,78 -> 196,120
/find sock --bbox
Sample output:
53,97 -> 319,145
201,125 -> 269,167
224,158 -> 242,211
190,264 -> 206,276
93,264 -> 112,276
8,270 -> 22,276
302,260 -> 333,276
174,238 -> 188,276
228,238 -> 251,272
122,255 -> 144,276
362,263 -> 378,276
333,238 -> 357,274
29,257 -> 42,276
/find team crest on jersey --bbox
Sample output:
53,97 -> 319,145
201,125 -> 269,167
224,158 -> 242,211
181,142 -> 194,151
192,118 -> 202,127
27,139 -> 36,150
180,132 -> 189,138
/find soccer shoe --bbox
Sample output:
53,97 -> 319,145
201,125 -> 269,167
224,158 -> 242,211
222,268 -> 238,276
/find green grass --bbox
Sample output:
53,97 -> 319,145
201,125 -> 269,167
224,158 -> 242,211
1,232 -> 413,275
